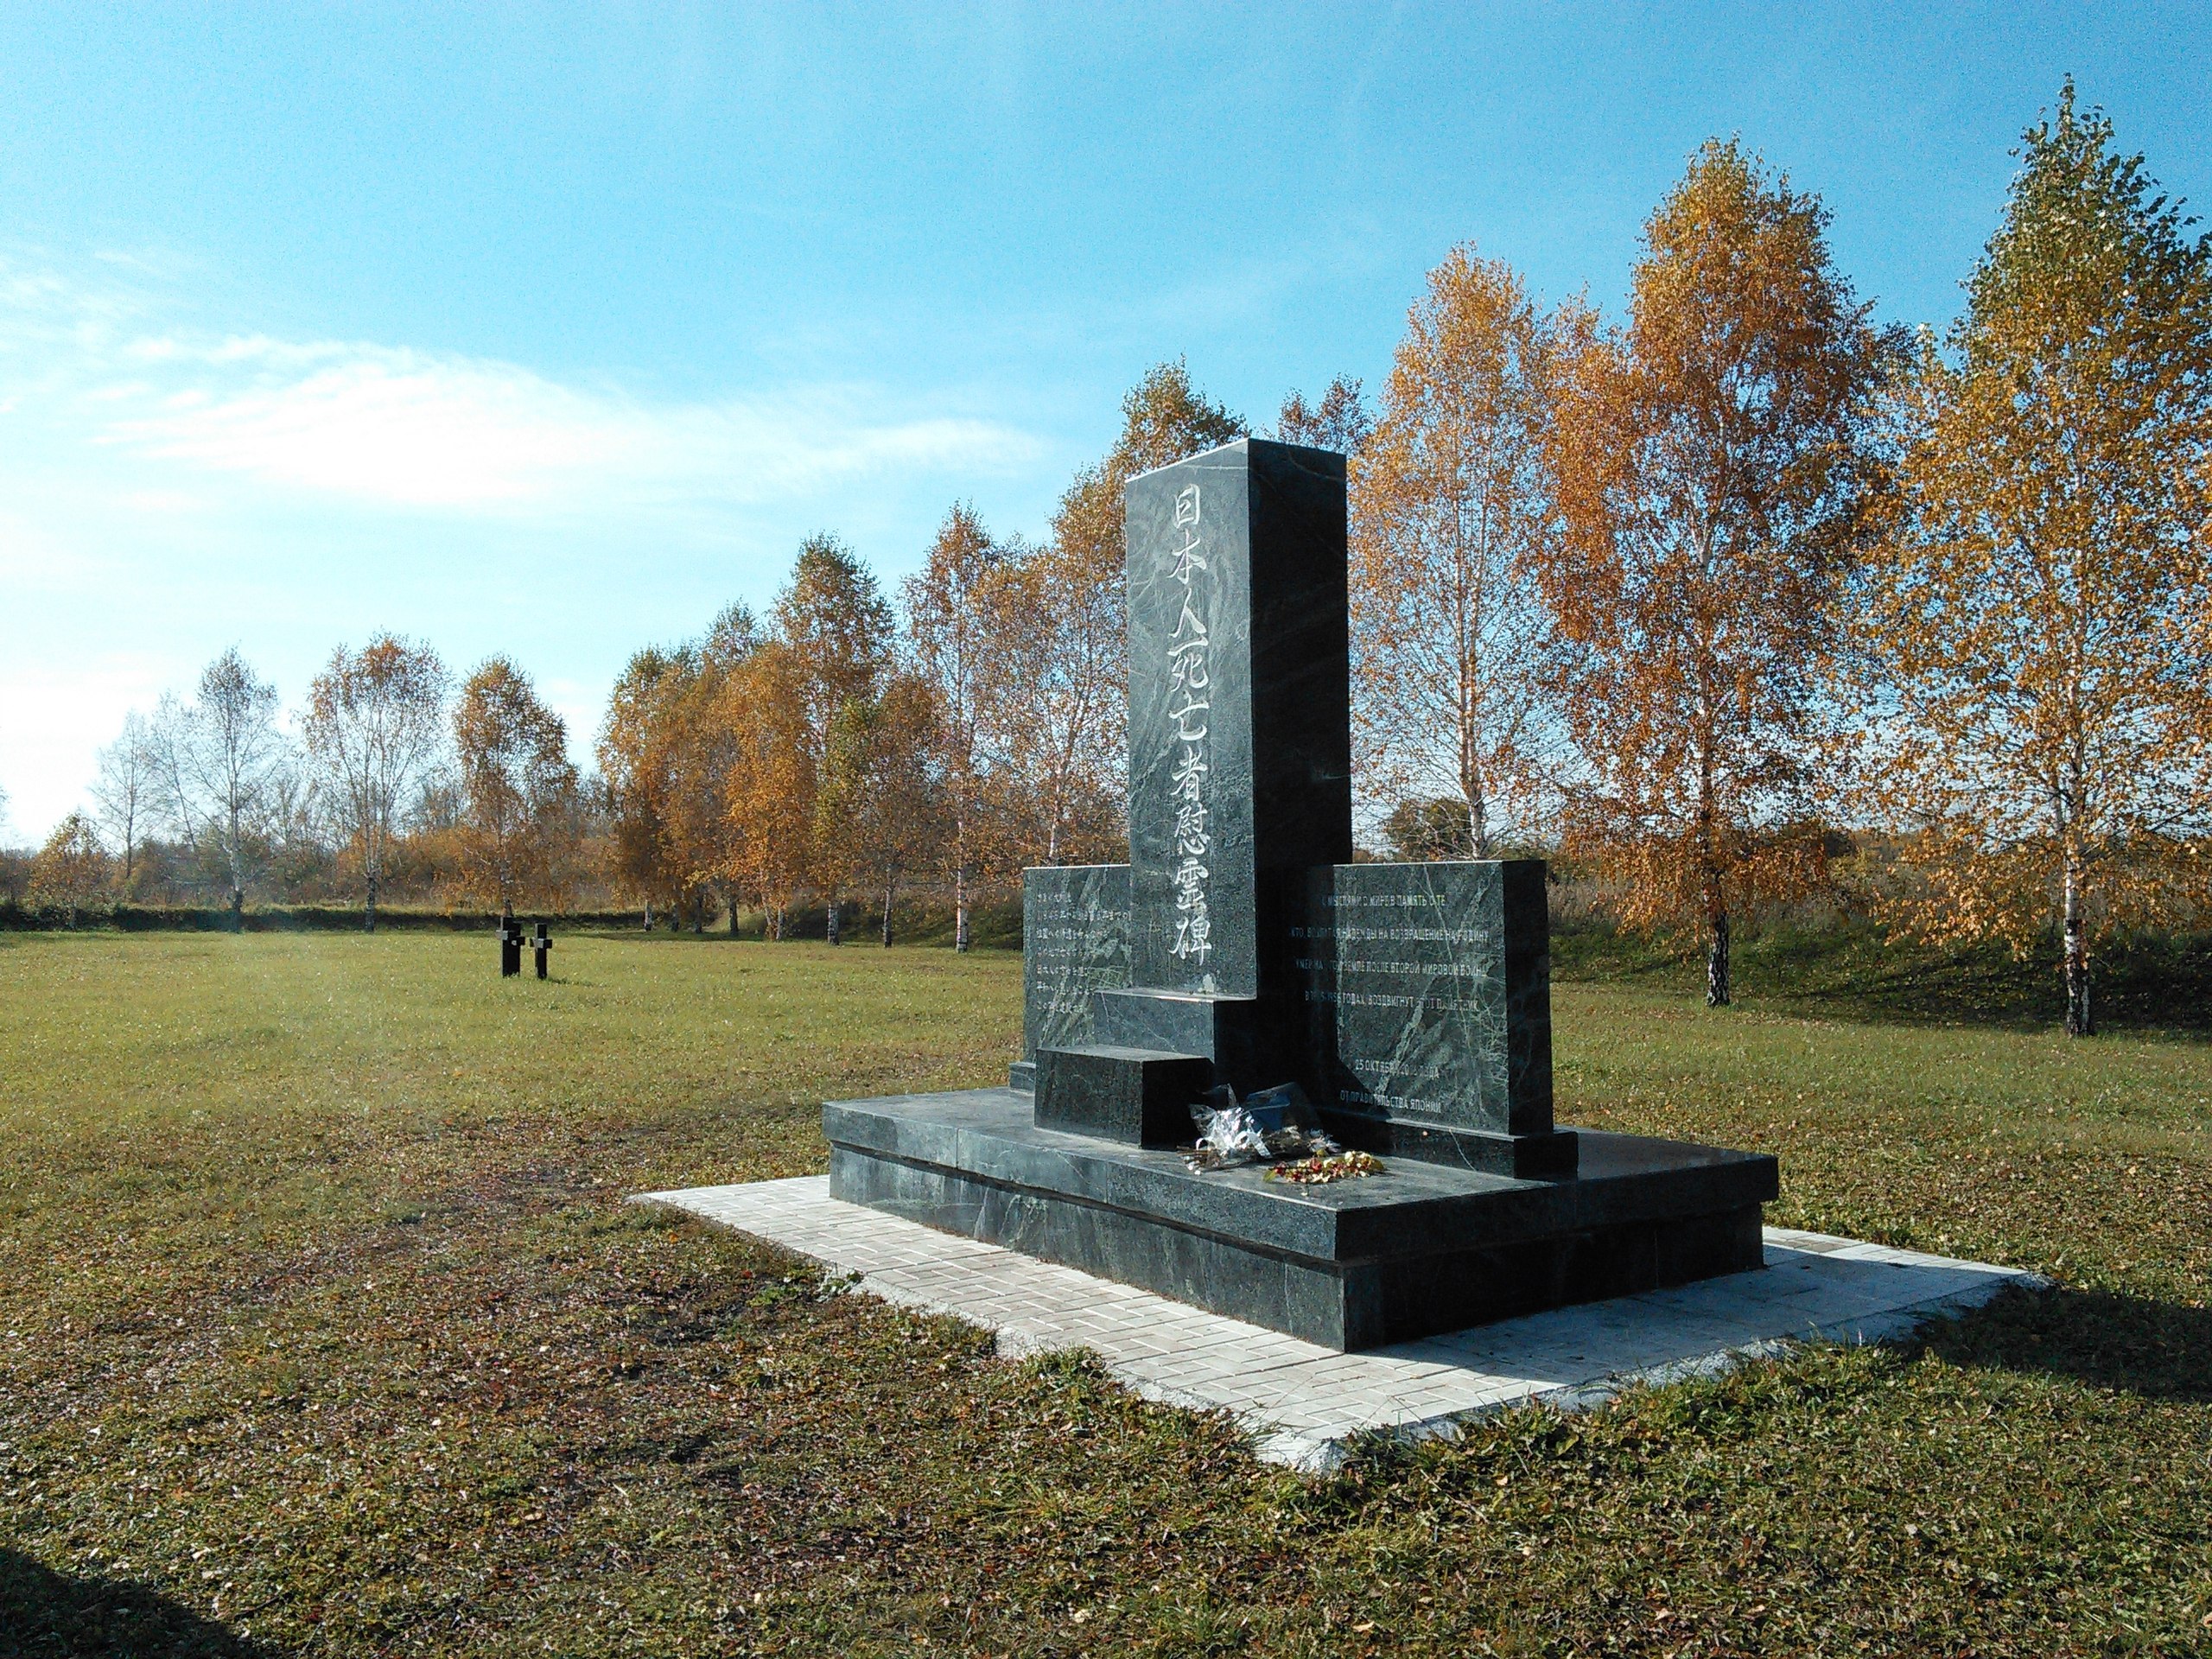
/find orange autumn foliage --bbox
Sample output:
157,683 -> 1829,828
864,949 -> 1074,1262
1851,86 -> 2212,1035
1541,140 -> 1896,1004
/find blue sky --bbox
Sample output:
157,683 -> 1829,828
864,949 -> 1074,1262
3,3 -> 2207,840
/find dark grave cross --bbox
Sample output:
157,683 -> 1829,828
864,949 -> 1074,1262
1027,437 -> 1574,1178
499,918 -> 523,978
533,922 -> 552,980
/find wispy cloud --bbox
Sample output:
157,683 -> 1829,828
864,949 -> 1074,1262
0,256 -> 1046,518
0,251 -> 1061,838
109,340 -> 1040,512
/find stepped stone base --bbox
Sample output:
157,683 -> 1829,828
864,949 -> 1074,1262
823,1087 -> 1779,1352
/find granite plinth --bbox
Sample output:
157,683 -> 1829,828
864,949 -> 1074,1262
824,1086 -> 1777,1351
1033,1045 -> 1211,1147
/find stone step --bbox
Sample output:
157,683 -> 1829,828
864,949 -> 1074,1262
1033,1044 -> 1212,1148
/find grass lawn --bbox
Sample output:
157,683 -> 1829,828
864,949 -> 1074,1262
1,929 -> 2208,1656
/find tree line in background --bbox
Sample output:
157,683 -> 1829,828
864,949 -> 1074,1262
15,87 -> 2211,1035
17,641 -> 586,931
1351,87 -> 2212,1036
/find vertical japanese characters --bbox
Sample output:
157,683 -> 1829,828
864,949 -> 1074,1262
1166,483 -> 1213,968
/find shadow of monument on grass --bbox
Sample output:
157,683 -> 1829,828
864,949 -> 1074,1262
1916,1283 -> 2212,1402
0,1549 -> 276,1658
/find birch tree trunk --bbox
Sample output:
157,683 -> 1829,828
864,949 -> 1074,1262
1707,906 -> 1732,1008
1700,742 -> 1730,1007
953,817 -> 970,954
2063,852 -> 2092,1037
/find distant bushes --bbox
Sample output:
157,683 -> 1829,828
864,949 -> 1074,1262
0,894 -> 1028,944
1,903 -> 655,935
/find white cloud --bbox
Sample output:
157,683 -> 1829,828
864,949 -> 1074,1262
111,350 -> 619,507
120,488 -> 212,514
0,252 -> 1066,838
0,256 -> 1046,518
100,338 -> 1040,513
0,655 -> 175,843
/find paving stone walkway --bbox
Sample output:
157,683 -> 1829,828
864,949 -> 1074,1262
637,1175 -> 2042,1471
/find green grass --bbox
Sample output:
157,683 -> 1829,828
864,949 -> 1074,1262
1,931 -> 2208,1656
1554,912 -> 2212,1033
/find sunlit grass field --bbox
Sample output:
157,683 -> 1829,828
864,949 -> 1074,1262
2,930 -> 2208,1656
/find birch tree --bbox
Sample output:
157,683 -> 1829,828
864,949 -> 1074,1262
599,645 -> 690,922
303,635 -> 449,931
904,503 -> 1005,950
155,648 -> 285,926
817,673 -> 942,946
453,658 -> 578,912
1353,248 -> 1579,855
91,712 -> 156,891
773,535 -> 892,944
1853,85 -> 2212,1035
599,607 -> 755,931
721,639 -> 815,941
1542,141 -> 1895,1005
29,813 -> 110,929
1275,377 -> 1371,454
988,540 -> 1123,866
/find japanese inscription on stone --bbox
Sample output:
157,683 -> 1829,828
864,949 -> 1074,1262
1165,482 -> 1213,968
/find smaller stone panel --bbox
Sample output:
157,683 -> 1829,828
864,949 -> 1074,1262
1021,865 -> 1132,1060
1299,859 -> 1554,1138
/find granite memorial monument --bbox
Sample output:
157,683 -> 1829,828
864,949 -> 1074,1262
823,437 -> 1777,1351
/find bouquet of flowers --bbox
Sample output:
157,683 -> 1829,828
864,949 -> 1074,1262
1265,1149 -> 1386,1185
1181,1083 -> 1382,1181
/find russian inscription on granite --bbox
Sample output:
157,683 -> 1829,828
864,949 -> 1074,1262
1299,860 -> 1553,1139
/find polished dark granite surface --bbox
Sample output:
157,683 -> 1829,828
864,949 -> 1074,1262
1299,859 -> 1553,1137
1032,1046 -> 1211,1147
830,1089 -> 1775,1264
1124,440 -> 1351,1000
1020,865 -> 1131,1061
827,1087 -> 1775,1350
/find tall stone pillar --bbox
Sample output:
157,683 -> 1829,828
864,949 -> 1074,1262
1071,439 -> 1351,1094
